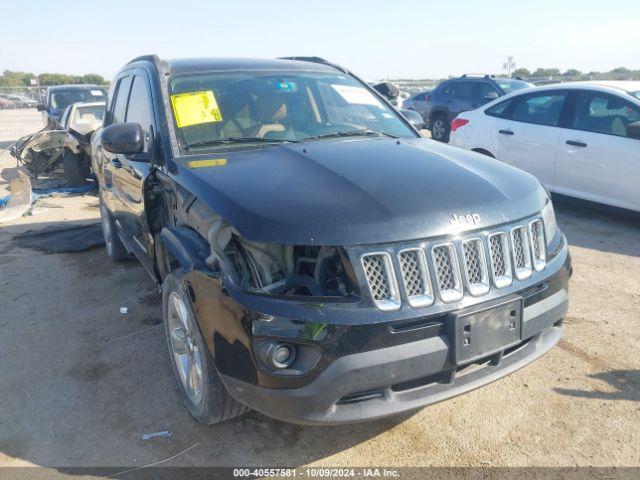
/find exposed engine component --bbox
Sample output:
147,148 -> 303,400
205,222 -> 359,298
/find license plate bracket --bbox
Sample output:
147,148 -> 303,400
450,296 -> 523,365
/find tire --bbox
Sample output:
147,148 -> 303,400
62,150 -> 90,187
99,197 -> 128,261
163,271 -> 249,425
430,115 -> 450,143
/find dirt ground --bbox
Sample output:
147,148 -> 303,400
0,110 -> 638,477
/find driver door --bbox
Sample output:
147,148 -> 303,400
111,71 -> 157,271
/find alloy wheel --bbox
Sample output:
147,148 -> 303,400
167,291 -> 204,406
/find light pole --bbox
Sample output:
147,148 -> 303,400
503,56 -> 516,78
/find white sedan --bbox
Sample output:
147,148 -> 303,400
449,81 -> 640,213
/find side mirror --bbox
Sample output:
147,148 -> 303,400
627,121 -> 640,139
484,92 -> 499,102
101,122 -> 144,155
400,108 -> 425,130
36,103 -> 46,112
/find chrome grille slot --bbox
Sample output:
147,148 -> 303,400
488,232 -> 512,288
398,248 -> 434,307
431,243 -> 463,302
361,253 -> 400,311
511,226 -> 532,280
529,219 -> 546,271
461,238 -> 489,296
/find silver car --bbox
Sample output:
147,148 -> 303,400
402,90 -> 431,118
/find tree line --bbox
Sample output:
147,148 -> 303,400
0,70 -> 109,86
512,66 -> 640,80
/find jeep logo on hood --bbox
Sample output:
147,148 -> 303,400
451,213 -> 481,226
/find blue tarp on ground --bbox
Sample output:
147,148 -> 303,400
0,194 -> 9,208
32,184 -> 94,197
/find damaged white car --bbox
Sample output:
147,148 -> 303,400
10,101 -> 106,186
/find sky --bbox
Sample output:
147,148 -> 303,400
2,0 -> 639,81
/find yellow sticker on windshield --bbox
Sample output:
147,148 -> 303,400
188,158 -> 227,169
170,90 -> 222,128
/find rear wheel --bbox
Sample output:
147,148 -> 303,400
99,198 -> 128,261
431,115 -> 450,142
163,272 -> 249,425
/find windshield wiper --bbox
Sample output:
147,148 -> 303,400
187,137 -> 299,150
304,130 -> 399,141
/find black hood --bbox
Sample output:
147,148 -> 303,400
171,138 -> 548,246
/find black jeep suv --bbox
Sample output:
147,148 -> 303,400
426,75 -> 533,142
92,56 -> 570,425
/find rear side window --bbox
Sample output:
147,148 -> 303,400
110,76 -> 133,125
511,93 -> 567,126
572,91 -> 640,137
485,98 -> 513,118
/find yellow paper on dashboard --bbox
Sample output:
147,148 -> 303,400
170,90 -> 222,128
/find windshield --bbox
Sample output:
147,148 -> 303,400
631,91 -> 640,100
73,104 -> 105,125
50,88 -> 107,109
496,79 -> 534,93
168,70 -> 417,153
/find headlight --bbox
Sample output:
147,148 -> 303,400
541,201 -> 558,246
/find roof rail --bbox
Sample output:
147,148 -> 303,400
279,56 -> 348,73
127,54 -> 160,65
125,54 -> 171,75
460,73 -> 489,79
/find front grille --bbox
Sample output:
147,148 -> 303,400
359,215 -> 547,311
398,249 -> 434,307
461,238 -> 489,296
529,220 -> 546,271
511,226 -> 532,280
488,232 -> 512,288
361,253 -> 400,311
431,243 -> 463,302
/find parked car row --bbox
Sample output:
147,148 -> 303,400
0,94 -> 39,109
449,81 -> 640,213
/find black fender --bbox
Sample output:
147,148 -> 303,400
158,226 -> 212,273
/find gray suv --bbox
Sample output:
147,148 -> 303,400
426,75 -> 533,142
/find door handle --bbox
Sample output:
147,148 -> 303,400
566,140 -> 587,148
110,158 -> 123,168
499,129 -> 514,136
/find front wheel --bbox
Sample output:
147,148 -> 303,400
163,271 -> 249,425
431,116 -> 450,142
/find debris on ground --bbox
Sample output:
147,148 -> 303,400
120,307 -> 128,314
142,431 -> 173,440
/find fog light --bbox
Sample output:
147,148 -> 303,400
258,341 -> 296,369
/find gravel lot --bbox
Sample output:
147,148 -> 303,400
0,110 -> 638,477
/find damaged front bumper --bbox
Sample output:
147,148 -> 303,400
184,232 -> 571,425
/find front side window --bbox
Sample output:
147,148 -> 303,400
452,82 -> 475,99
168,70 -> 417,154
573,91 -> 640,137
126,75 -> 155,152
630,91 -> 640,100
511,93 -> 567,126
110,76 -> 132,125
475,83 -> 499,100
